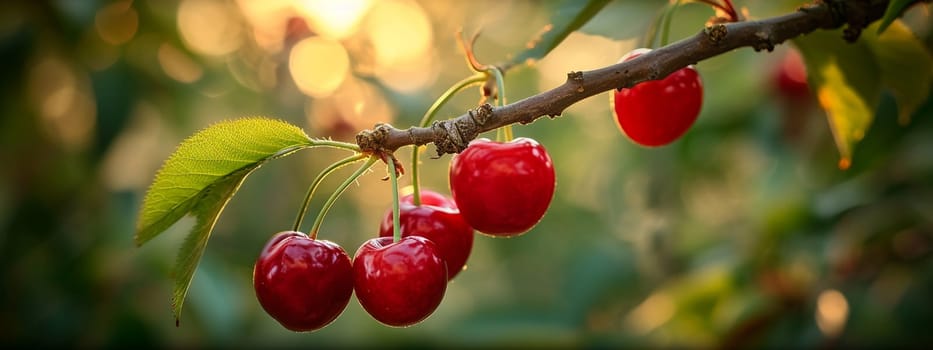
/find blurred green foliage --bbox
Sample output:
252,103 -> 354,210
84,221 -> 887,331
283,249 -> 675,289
0,0 -> 931,348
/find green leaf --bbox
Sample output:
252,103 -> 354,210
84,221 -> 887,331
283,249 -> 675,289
794,30 -> 882,169
172,172 -> 246,326
876,0 -> 918,35
509,0 -> 612,66
863,20 -> 933,124
135,117 -> 315,323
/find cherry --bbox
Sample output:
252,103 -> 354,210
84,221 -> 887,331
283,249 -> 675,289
772,48 -> 810,100
448,137 -> 556,236
378,189 -> 474,280
252,231 -> 353,332
612,48 -> 703,146
353,236 -> 447,327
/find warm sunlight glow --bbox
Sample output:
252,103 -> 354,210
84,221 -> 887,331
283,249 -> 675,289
294,0 -> 372,40
374,54 -> 438,93
307,77 -> 394,134
94,0 -> 138,45
289,37 -> 350,98
816,289 -> 849,337
362,0 -> 436,93
236,0 -> 294,53
178,0 -> 243,56
366,0 -> 432,68
158,43 -> 203,83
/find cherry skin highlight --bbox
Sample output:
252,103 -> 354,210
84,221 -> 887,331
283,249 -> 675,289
379,189 -> 474,280
448,137 -> 556,236
612,48 -> 703,146
353,236 -> 447,327
253,231 -> 353,332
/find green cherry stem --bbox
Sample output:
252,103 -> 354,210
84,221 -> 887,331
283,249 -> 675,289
488,67 -> 512,141
411,74 -> 485,206
387,156 -> 402,243
659,0 -> 681,47
292,153 -> 368,233
308,156 -> 378,239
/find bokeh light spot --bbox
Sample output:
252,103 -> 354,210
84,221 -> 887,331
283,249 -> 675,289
294,0 -> 372,40
178,0 -> 243,56
289,36 -> 350,98
816,289 -> 849,337
158,43 -> 203,83
95,0 -> 139,45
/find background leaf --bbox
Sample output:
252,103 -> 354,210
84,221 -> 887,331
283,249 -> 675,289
508,0 -> 611,66
794,30 -> 882,169
863,20 -> 933,123
876,0 -> 919,34
134,117 -> 315,323
578,1 -> 666,41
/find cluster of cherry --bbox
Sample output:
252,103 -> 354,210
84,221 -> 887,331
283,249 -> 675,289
253,138 -> 555,331
253,48 -> 706,331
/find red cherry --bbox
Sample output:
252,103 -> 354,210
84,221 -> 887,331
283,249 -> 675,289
773,48 -> 810,100
379,189 -> 474,280
612,48 -> 703,146
353,236 -> 447,327
253,231 -> 353,332
448,137 -> 556,236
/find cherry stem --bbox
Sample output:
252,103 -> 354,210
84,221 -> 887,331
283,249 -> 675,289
387,155 -> 402,243
488,66 -> 512,141
411,74 -> 486,206
693,0 -> 739,22
721,0 -> 739,21
293,153 -> 367,235
309,156 -> 378,239
457,29 -> 512,142
659,0 -> 682,47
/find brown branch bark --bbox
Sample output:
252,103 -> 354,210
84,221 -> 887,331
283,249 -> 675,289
356,0 -> 891,157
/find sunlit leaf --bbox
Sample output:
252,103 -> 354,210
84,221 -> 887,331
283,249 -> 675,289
135,117 -> 315,323
509,0 -> 612,66
876,0 -> 918,35
863,21 -> 933,124
794,30 -> 882,169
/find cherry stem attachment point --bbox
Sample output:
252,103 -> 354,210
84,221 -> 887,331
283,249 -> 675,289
456,29 -> 513,141
309,156 -> 378,239
293,153 -> 367,235
387,155 -> 402,243
411,74 -> 485,206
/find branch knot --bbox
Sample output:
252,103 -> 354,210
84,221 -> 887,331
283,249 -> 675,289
430,104 -> 494,156
705,24 -> 728,44
356,123 -> 392,154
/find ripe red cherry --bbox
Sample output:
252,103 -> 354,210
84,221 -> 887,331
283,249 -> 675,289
353,236 -> 447,327
612,48 -> 703,146
772,48 -> 810,100
448,137 -> 556,236
253,231 -> 353,332
378,189 -> 474,280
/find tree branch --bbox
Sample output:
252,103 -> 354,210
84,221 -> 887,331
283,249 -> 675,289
356,0 -> 890,157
